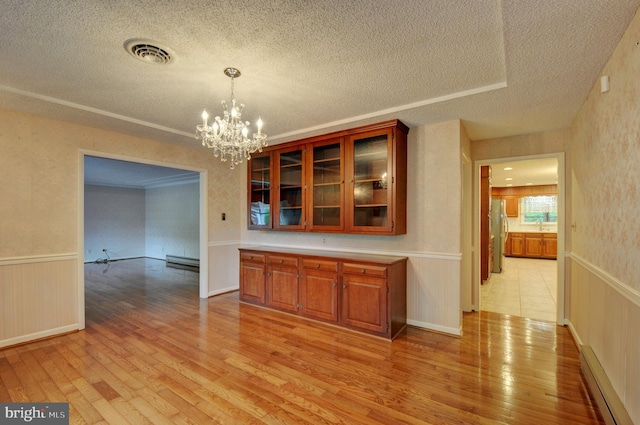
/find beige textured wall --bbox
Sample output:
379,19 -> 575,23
0,108 -> 242,257
0,108 -> 242,345
569,6 -> 640,422
571,31 -> 640,288
471,128 -> 570,161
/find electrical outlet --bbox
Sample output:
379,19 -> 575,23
222,212 -> 226,221
322,238 -> 327,244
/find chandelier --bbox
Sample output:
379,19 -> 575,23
195,67 -> 268,169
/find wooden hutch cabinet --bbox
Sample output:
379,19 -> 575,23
265,253 -> 300,313
299,257 -> 339,322
346,125 -> 406,234
246,119 -> 408,235
308,138 -> 344,232
274,146 -> 306,230
239,251 -> 266,304
239,247 -> 407,339
341,262 -> 390,335
248,154 -> 272,229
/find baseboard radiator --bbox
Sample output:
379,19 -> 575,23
166,255 -> 199,269
580,345 -> 633,425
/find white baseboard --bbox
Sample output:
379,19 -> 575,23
0,324 -> 79,349
407,319 -> 461,336
566,320 -> 584,347
580,345 -> 634,425
209,286 -> 239,297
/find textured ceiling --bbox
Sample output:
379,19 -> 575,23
84,156 -> 199,188
489,158 -> 558,188
1,0 -> 639,152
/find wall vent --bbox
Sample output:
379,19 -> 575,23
580,345 -> 633,425
166,255 -> 199,270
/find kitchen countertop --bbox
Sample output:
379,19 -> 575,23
509,230 -> 557,234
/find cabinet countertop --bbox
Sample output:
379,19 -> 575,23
509,231 -> 557,235
239,246 -> 408,264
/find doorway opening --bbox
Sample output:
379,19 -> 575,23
473,154 -> 565,324
77,151 -> 209,329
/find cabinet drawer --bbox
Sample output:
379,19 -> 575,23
240,252 -> 266,263
302,259 -> 338,272
342,263 -> 387,278
542,233 -> 557,239
510,232 -> 524,238
268,255 -> 298,268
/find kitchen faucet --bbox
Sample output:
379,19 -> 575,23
536,217 -> 543,231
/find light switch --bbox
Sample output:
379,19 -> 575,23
600,75 -> 610,93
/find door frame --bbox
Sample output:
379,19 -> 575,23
77,150 -> 209,329
471,152 -> 566,325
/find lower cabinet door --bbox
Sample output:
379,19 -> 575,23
511,236 -> 524,256
299,272 -> 338,322
266,266 -> 299,313
240,263 -> 266,304
341,275 -> 387,334
543,237 -> 558,258
525,237 -> 543,256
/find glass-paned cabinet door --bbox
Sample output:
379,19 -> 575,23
309,139 -> 344,231
248,153 -> 272,228
350,131 -> 392,231
275,147 -> 305,229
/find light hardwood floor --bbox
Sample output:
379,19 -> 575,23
0,258 -> 603,424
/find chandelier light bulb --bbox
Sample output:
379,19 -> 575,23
195,67 -> 268,169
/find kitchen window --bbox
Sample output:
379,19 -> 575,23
520,196 -> 557,223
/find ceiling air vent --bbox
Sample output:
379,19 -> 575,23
124,39 -> 174,65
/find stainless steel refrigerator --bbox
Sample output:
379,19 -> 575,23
490,198 -> 509,273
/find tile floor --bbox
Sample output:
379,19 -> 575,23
481,256 -> 557,322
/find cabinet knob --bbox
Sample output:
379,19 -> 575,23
343,284 -> 347,289
267,273 -> 271,277
361,269 -> 365,274
332,282 -> 337,287
315,264 -> 320,268
279,259 -> 283,264
249,256 -> 253,260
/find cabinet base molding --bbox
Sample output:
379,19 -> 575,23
239,247 -> 407,339
239,300 -> 408,341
